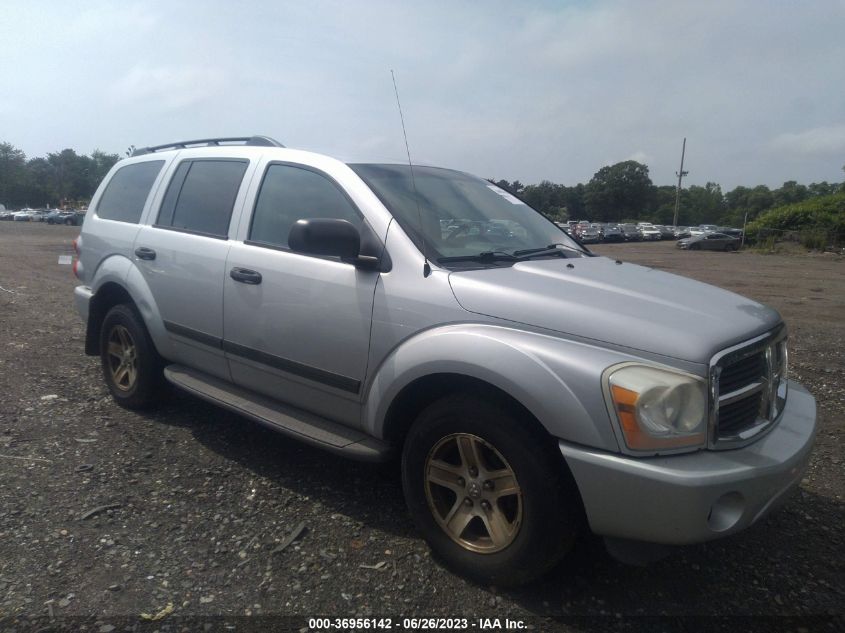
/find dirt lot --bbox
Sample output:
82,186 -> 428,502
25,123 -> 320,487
0,222 -> 842,631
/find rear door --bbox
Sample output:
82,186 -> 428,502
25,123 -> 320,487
133,155 -> 255,380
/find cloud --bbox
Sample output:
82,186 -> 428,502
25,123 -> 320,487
627,151 -> 651,165
108,64 -> 228,111
769,125 -> 845,155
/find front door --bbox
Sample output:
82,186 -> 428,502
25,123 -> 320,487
223,162 -> 379,426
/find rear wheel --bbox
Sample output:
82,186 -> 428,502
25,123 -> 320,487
401,394 -> 578,586
99,304 -> 166,409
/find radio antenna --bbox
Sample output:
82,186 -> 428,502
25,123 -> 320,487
391,69 -> 431,277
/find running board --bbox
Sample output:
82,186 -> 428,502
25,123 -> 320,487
163,365 -> 392,462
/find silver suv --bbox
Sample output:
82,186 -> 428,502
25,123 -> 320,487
74,136 -> 816,585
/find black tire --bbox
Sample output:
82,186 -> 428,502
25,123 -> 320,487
401,394 -> 578,586
65,217 -> 74,225
99,304 -> 167,410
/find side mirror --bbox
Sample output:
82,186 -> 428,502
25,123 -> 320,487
288,218 -> 360,260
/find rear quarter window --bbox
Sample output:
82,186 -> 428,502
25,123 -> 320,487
96,161 -> 164,223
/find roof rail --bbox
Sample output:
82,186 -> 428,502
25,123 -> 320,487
131,135 -> 284,157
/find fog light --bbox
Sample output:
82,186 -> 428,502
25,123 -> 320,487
707,491 -> 745,532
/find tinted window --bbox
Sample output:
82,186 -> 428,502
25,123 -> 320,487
249,164 -> 361,248
96,161 -> 164,223
159,160 -> 247,237
155,161 -> 191,228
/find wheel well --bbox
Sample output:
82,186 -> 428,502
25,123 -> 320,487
383,373 -> 548,449
84,283 -> 136,356
383,373 -> 588,527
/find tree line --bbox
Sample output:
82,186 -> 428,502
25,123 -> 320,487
1,139 -> 841,227
0,142 -> 121,209
491,160 -> 844,228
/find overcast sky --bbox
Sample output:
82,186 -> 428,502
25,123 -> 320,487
2,0 -> 844,189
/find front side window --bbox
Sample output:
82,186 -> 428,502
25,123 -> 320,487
96,160 -> 164,223
249,163 -> 361,249
157,159 -> 248,237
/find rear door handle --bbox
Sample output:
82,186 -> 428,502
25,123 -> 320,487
134,247 -> 156,260
230,267 -> 262,285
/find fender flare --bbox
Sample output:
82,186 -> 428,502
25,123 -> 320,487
362,324 -> 621,451
88,255 -> 173,359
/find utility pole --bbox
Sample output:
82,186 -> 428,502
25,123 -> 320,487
672,138 -> 688,227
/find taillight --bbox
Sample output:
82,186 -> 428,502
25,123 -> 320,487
72,258 -> 79,278
72,238 -> 78,254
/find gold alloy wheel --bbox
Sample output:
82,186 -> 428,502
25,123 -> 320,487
424,433 -> 523,553
106,325 -> 138,392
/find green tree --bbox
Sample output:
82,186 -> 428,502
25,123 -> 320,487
0,142 -> 27,207
773,180 -> 809,207
585,161 -> 652,222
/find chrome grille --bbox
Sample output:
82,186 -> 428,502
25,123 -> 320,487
710,328 -> 788,448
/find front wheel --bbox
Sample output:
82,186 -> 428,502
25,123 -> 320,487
401,395 -> 579,586
99,304 -> 166,409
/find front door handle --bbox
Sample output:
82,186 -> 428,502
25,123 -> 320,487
230,267 -> 262,285
134,247 -> 156,260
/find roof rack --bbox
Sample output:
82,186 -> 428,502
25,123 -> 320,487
131,135 -> 284,157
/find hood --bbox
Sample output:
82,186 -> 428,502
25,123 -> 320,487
448,256 -> 781,363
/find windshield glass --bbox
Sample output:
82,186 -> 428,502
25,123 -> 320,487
349,164 -> 582,265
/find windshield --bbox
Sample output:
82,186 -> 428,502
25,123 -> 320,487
349,164 -> 583,266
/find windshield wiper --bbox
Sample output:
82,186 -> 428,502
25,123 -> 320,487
512,243 -> 586,258
437,251 -> 518,264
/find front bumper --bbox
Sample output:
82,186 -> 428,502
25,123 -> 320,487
560,380 -> 816,545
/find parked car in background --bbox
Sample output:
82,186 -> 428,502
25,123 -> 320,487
673,226 -> 690,238
688,227 -> 707,237
718,227 -> 743,238
677,232 -> 741,251
13,208 -> 34,221
602,224 -> 624,242
579,226 -> 602,244
0,209 -> 14,221
573,220 -> 590,238
620,224 -> 641,241
637,223 -> 662,241
46,209 -> 81,225
30,209 -> 49,222
656,225 -> 675,240
700,224 -> 719,232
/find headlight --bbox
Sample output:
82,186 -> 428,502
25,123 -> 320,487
604,364 -> 708,451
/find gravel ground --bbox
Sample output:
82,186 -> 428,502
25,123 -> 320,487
0,222 -> 842,632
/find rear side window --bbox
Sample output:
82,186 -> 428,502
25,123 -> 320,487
156,159 -> 248,238
249,163 -> 361,249
96,161 -> 164,223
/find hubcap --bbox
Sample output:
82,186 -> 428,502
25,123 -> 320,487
424,433 -> 522,554
106,325 -> 138,392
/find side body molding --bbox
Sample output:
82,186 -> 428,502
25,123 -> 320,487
362,324 -> 627,452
